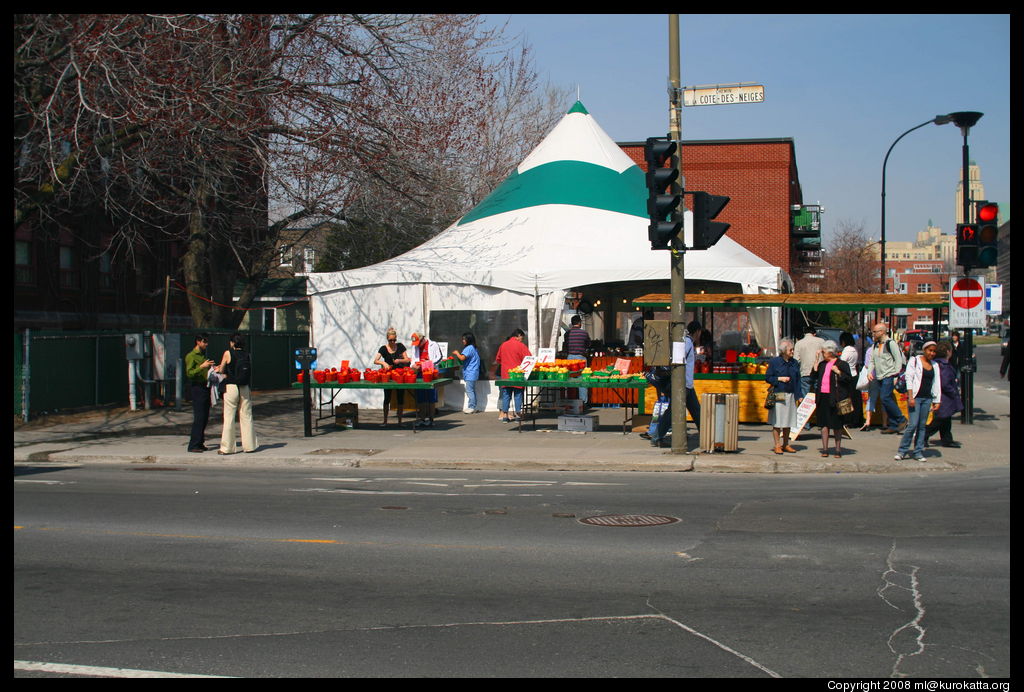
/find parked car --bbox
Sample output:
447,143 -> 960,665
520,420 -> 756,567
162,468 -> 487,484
901,329 -> 927,356
814,327 -> 844,345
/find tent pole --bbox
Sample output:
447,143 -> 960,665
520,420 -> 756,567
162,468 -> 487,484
534,279 -> 540,354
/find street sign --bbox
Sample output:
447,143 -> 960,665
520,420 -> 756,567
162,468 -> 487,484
949,276 -> 986,329
985,283 -> 1002,314
683,84 -> 764,107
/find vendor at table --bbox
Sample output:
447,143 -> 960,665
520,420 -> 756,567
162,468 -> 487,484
562,315 -> 590,405
410,331 -> 443,428
374,327 -> 411,426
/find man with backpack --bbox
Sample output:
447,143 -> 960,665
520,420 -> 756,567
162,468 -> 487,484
867,323 -> 907,435
216,333 -> 257,454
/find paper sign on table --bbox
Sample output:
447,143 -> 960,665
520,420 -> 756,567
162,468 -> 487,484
613,357 -> 632,374
537,348 -> 555,363
520,356 -> 536,378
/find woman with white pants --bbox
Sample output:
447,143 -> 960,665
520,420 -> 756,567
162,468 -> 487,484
217,333 -> 257,454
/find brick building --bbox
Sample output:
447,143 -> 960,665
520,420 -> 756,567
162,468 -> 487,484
619,137 -> 814,289
14,213 -> 193,331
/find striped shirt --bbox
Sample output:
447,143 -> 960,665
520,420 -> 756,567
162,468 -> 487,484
563,327 -> 589,356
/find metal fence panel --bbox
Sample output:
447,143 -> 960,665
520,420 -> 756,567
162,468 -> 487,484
18,330 -> 308,417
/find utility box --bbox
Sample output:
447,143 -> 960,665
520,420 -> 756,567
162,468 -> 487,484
125,333 -> 144,360
152,333 -> 180,380
643,320 -> 670,366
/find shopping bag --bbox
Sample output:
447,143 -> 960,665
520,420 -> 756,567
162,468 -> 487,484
856,367 -> 871,391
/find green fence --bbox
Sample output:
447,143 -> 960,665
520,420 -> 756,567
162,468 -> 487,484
15,329 -> 308,418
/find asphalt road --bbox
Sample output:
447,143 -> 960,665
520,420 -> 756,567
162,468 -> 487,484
14,464 -> 1010,678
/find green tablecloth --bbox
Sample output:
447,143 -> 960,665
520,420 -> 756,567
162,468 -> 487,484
493,378 -> 646,389
292,378 -> 453,390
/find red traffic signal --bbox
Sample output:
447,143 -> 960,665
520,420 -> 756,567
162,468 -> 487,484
956,223 -> 978,268
957,223 -> 978,244
975,201 -> 999,267
977,201 -> 998,223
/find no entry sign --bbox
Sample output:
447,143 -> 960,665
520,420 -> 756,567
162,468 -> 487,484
952,277 -> 983,309
949,276 -> 986,329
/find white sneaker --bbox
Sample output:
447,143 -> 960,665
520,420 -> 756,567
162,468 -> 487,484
463,408 -> 476,414
894,453 -> 907,460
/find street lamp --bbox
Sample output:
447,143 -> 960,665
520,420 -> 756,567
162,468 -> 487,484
880,113 -> 955,295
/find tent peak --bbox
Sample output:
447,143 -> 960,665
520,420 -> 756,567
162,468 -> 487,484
567,100 -> 589,115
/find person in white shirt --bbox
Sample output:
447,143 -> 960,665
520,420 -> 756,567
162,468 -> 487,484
793,325 -> 826,399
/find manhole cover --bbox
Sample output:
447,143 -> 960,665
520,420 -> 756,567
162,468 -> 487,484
579,514 -> 680,527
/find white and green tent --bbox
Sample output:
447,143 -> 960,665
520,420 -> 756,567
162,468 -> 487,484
305,102 -> 788,409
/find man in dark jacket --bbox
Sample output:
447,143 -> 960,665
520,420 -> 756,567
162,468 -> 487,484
925,341 -> 964,448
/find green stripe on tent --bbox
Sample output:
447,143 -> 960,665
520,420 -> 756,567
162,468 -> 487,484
458,161 -> 647,225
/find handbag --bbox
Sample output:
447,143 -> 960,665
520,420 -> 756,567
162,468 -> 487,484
836,396 -> 854,415
764,384 -> 777,409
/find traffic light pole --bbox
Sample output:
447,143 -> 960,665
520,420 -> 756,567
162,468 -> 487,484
668,15 -> 687,455
959,130 -> 975,425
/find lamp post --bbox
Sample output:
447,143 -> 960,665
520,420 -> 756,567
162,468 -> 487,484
948,111 -> 984,426
880,114 -> 955,296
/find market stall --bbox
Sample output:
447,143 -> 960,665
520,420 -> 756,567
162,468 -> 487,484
632,292 -> 949,424
292,376 -> 454,432
495,360 -> 648,433
303,101 -> 788,414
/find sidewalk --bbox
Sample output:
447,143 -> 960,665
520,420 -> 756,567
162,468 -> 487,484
13,385 -> 1011,473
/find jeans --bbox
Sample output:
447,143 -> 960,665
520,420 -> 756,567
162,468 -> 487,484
464,378 -> 479,410
898,396 -> 932,458
799,375 -> 813,400
567,355 -> 587,403
879,375 -> 907,430
499,386 -> 523,415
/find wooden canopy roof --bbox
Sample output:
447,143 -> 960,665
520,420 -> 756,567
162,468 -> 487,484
632,293 -> 948,311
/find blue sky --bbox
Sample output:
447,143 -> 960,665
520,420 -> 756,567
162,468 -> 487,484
482,14 -> 1010,246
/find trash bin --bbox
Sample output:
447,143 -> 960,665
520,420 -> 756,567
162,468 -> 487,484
699,392 -> 739,453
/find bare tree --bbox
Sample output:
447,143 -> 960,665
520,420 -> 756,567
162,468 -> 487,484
821,219 -> 879,294
14,14 -> 563,327
820,219 -> 879,329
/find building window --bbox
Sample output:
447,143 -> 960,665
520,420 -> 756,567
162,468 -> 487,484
59,245 -> 80,289
303,247 -> 315,273
279,245 -> 292,266
15,240 -> 33,285
99,250 -> 114,290
917,283 -> 931,294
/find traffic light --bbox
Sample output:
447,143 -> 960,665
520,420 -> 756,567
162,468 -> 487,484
975,201 -> 999,267
644,136 -> 682,250
956,222 -> 978,268
690,191 -> 731,250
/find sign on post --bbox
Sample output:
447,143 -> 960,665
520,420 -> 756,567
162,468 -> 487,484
682,83 -> 765,107
949,276 -> 986,329
985,283 -> 1002,315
